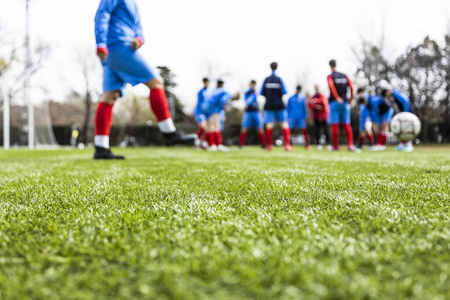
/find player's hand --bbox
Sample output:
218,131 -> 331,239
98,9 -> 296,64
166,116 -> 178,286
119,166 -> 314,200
131,38 -> 143,50
337,98 -> 344,104
315,105 -> 323,110
96,47 -> 108,62
232,92 -> 240,101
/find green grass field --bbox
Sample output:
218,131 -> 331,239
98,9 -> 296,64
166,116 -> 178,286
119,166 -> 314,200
0,146 -> 449,299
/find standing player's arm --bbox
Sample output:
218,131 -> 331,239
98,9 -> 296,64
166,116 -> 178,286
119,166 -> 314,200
327,75 -> 342,103
245,93 -> 256,107
95,0 -> 115,61
260,80 -> 266,97
394,90 -> 410,112
346,75 -> 354,104
323,95 -> 330,116
132,4 -> 145,50
280,78 -> 288,95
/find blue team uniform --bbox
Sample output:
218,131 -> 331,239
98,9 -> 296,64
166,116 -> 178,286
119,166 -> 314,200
261,72 -> 288,123
378,97 -> 394,124
359,103 -> 371,131
369,95 -> 381,124
202,88 -> 233,119
287,93 -> 307,129
95,0 -> 157,95
241,89 -> 264,129
327,72 -> 353,124
195,87 -> 209,123
392,89 -> 411,112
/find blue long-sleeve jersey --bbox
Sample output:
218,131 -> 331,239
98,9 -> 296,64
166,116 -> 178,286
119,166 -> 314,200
203,88 -> 233,114
359,104 -> 371,125
195,87 -> 209,116
287,93 -> 307,120
392,89 -> 411,112
245,88 -> 259,112
95,0 -> 144,52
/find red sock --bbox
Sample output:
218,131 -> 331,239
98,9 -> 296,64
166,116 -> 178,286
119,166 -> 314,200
358,136 -> 365,146
258,132 -> 266,147
303,129 -> 309,147
215,131 -> 222,146
239,132 -> 247,147
331,124 -> 339,149
95,102 -> 114,135
343,124 -> 354,147
379,133 -> 387,146
208,132 -> 216,146
149,88 -> 171,122
282,128 -> 291,146
266,128 -> 273,147
368,134 -> 374,145
197,127 -> 205,140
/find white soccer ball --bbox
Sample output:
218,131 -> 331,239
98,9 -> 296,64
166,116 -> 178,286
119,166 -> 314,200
390,112 -> 421,141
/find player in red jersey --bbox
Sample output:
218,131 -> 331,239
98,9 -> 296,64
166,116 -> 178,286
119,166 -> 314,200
308,85 -> 330,150
326,60 -> 356,151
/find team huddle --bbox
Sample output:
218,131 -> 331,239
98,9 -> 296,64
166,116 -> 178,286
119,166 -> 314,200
92,0 -> 415,159
194,60 -> 415,153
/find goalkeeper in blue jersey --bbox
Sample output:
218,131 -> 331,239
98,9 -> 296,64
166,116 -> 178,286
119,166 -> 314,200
202,79 -> 240,152
93,0 -> 193,159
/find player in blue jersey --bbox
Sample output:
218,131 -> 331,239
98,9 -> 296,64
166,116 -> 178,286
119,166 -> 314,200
202,79 -> 239,151
195,78 -> 210,149
382,88 -> 414,151
327,60 -> 356,151
261,62 -> 292,151
238,80 -> 266,148
356,88 -> 374,150
371,90 -> 395,150
93,0 -> 194,159
287,85 -> 311,150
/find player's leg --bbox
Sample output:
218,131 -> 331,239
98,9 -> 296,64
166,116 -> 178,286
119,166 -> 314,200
279,110 -> 292,151
94,90 -> 125,159
213,113 -> 228,152
300,119 -> 310,150
357,118 -> 366,149
329,101 -> 340,150
206,114 -> 218,151
365,121 -> 374,149
256,112 -> 266,148
195,116 -> 207,149
314,119 -> 322,149
264,111 -> 275,151
239,112 -> 250,148
341,103 -> 355,151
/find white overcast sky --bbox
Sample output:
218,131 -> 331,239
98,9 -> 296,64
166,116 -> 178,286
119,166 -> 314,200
1,0 -> 450,112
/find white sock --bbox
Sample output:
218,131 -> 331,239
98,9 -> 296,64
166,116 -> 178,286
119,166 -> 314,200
94,135 -> 109,148
158,118 -> 176,133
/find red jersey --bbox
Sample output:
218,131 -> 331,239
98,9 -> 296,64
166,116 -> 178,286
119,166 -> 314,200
308,93 -> 329,122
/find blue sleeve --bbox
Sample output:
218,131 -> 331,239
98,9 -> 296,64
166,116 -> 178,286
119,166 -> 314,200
280,78 -> 287,95
95,0 -> 116,48
133,2 -> 145,41
260,80 -> 266,96
393,90 -> 410,112
287,96 -> 293,112
245,92 -> 256,106
219,91 -> 233,108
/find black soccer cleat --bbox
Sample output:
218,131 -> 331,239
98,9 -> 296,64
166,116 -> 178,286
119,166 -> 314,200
93,146 -> 125,160
162,131 -> 196,146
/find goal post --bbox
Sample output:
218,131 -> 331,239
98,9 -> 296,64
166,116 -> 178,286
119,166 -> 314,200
3,89 -> 10,150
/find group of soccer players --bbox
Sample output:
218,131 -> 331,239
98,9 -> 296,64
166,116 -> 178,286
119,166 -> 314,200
92,0 -> 413,159
194,60 -> 414,153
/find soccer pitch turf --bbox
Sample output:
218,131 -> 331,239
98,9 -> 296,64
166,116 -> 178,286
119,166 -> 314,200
0,147 -> 449,299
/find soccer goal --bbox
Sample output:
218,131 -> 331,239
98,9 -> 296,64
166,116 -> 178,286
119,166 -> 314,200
1,88 -> 59,149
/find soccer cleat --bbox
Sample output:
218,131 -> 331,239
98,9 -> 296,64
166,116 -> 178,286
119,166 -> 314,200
93,146 -> 125,160
284,145 -> 293,152
329,146 -> 339,151
265,145 -> 273,152
395,144 -> 405,151
207,145 -> 218,152
217,145 -> 230,152
316,145 -> 323,151
194,138 -> 201,149
326,145 -> 333,151
305,146 -> 312,151
348,145 -> 358,152
368,146 -> 375,151
163,131 -> 196,146
376,145 -> 386,151
403,143 -> 414,152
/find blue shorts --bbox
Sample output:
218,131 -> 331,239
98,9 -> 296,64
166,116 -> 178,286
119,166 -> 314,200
242,111 -> 264,129
195,114 -> 206,123
288,118 -> 306,129
370,109 -> 380,125
102,49 -> 158,95
329,101 -> 351,125
264,110 -> 288,124
379,108 -> 394,124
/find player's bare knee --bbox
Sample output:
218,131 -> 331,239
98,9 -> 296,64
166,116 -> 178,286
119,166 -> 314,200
146,77 -> 164,89
101,91 -> 120,105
